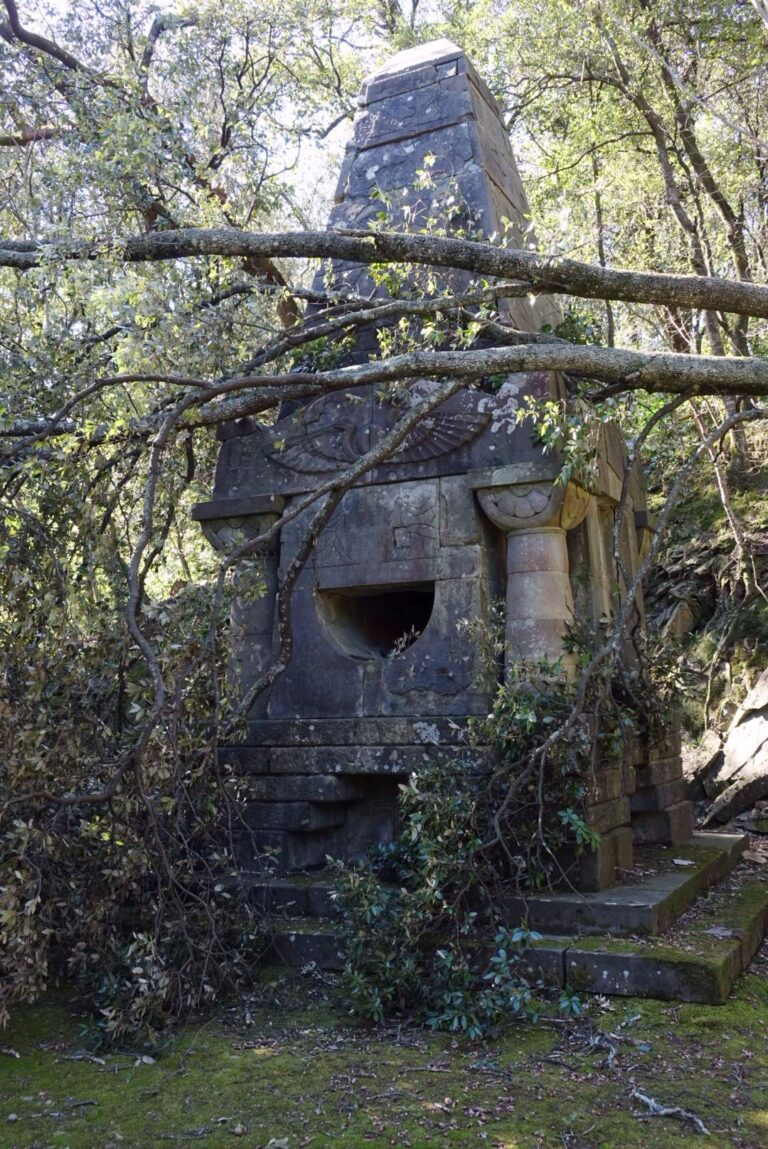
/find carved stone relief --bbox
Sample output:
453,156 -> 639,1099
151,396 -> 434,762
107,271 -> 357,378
477,479 -> 590,533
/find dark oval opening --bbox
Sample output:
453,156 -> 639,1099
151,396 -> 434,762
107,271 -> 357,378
317,583 -> 435,659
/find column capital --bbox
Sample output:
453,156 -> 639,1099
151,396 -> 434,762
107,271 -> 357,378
199,511 -> 281,554
476,478 -> 590,533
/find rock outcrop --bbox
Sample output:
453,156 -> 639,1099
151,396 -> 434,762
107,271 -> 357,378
702,669 -> 768,823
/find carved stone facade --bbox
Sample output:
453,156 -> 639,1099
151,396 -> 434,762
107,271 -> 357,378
193,40 -> 692,889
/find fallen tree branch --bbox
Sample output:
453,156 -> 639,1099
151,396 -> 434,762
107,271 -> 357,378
11,337 -> 768,465
189,343 -> 768,426
3,226 -> 768,321
631,1087 -> 710,1136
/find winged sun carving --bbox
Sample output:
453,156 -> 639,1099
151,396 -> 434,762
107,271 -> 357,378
269,408 -> 489,473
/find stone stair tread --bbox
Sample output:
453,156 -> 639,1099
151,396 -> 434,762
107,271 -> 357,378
502,832 -> 747,936
261,871 -> 768,1002
265,916 -> 344,970
242,875 -> 337,918
557,875 -> 768,1003
270,914 -> 342,934
255,834 -> 767,1003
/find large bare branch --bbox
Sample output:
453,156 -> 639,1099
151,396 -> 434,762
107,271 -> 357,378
751,0 -> 768,33
4,227 -> 768,321
1,0 -> 82,70
5,338 -> 768,466
0,126 -> 60,146
192,342 -> 768,420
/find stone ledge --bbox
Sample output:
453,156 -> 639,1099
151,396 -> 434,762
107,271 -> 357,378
263,917 -> 345,970
241,716 -> 476,747
241,775 -> 366,803
500,832 -> 746,936
224,743 -> 487,776
563,939 -> 742,1004
191,494 -> 285,520
242,878 -> 338,919
559,876 -> 768,1004
261,862 -> 768,1004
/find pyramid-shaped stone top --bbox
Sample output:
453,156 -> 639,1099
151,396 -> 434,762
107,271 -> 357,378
318,39 -> 559,333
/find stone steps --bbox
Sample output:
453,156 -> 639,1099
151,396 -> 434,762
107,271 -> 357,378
263,872 -> 768,1001
244,876 -> 337,918
257,832 -> 768,1004
263,917 -> 345,970
247,831 -> 744,929
523,875 -> 768,1004
501,832 -> 746,936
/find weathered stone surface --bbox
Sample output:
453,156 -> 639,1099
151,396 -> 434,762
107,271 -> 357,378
265,920 -> 345,970
561,825 -> 634,892
192,39 -> 669,887
622,732 -> 647,768
438,475 -> 482,546
565,941 -> 741,1004
240,716 -> 472,747
243,775 -> 366,802
650,718 -> 682,759
285,865 -> 768,1001
243,801 -> 348,833
502,833 -> 746,936
634,755 -> 685,790
622,763 -> 637,795
704,771 -> 768,826
631,801 -> 695,846
243,878 -> 337,918
703,670 -> 768,822
586,797 -> 631,835
585,767 -> 625,804
630,779 -> 687,813
519,941 -> 567,988
686,729 -> 724,798
197,381 -> 560,509
225,732 -> 488,787
266,745 -> 482,776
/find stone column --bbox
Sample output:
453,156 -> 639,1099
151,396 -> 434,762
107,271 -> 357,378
477,475 -> 637,888
196,495 -> 285,718
476,478 -> 590,670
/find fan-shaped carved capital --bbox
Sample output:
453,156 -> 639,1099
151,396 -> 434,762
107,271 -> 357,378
200,513 -> 280,554
477,480 -> 590,532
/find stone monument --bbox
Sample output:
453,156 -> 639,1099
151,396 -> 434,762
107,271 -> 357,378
192,40 -> 693,892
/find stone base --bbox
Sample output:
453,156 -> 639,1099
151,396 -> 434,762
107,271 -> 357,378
632,800 -> 694,845
247,833 -> 745,936
225,719 -> 692,880
262,834 -> 765,1004
560,825 -> 634,892
223,723 -> 489,874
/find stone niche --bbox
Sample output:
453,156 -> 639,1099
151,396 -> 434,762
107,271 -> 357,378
192,40 -> 692,888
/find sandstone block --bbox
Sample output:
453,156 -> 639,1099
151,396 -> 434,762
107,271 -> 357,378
632,801 -> 694,846
630,779 -> 686,813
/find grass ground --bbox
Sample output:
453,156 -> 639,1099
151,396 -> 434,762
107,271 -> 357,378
2,947 -> 768,1149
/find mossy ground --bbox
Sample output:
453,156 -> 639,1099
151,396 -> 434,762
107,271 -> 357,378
2,958 -> 768,1149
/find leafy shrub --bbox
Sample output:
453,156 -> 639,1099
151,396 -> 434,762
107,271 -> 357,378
0,576 -> 266,1040
333,655 -> 616,1036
